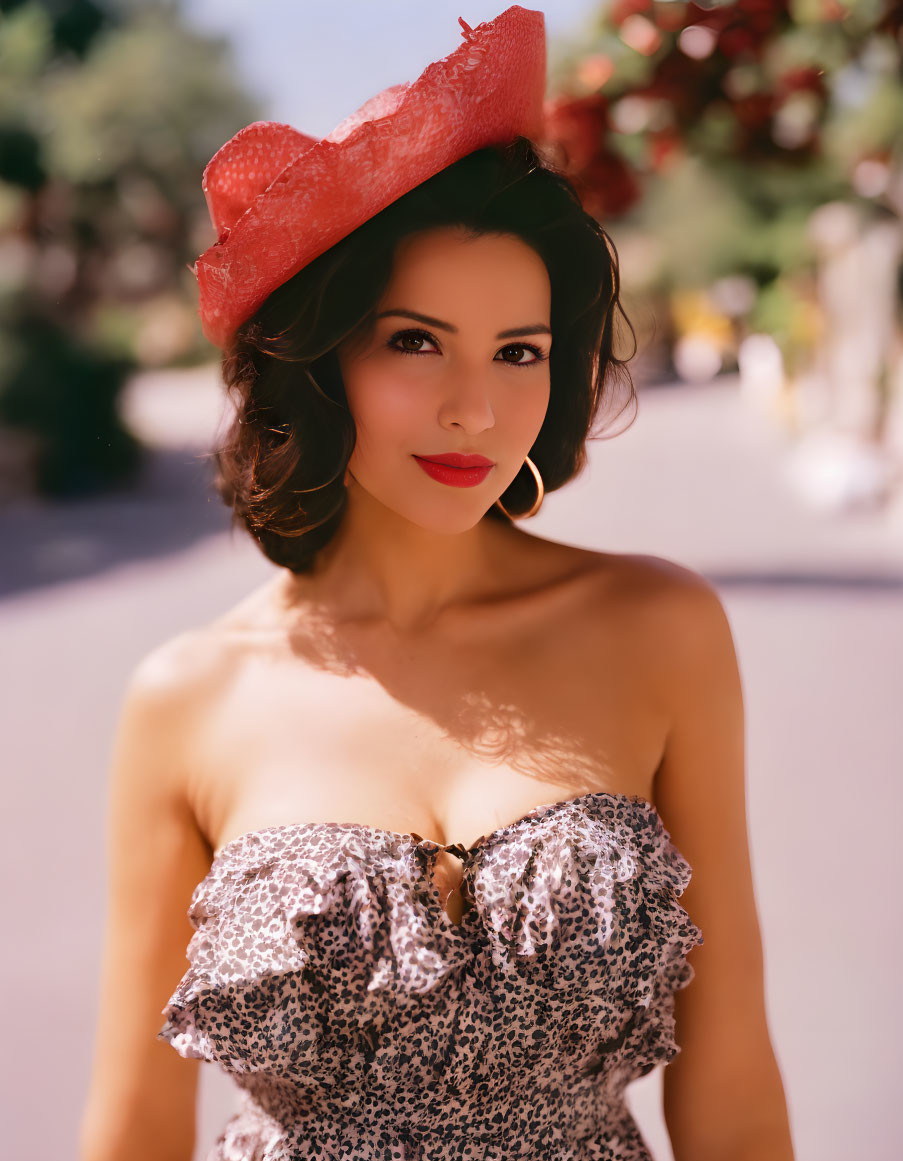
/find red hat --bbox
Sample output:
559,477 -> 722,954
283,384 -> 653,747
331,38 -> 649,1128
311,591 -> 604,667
193,5 -> 547,349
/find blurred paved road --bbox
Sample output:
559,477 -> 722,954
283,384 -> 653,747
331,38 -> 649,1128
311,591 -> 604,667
2,364 -> 900,1161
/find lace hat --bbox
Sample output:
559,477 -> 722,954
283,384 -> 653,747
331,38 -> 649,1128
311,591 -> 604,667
192,5 -> 547,349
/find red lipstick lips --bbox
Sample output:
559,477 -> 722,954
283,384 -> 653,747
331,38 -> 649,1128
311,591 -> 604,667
412,451 -> 495,488
417,452 -> 494,467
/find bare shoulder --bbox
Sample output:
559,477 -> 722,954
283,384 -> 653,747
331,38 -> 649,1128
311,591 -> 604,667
117,604 -> 267,810
596,552 -> 747,846
633,552 -> 729,639
124,573 -> 284,723
126,621 -> 237,709
554,546 -> 736,715
561,545 -> 727,626
611,551 -> 737,679
605,549 -> 721,599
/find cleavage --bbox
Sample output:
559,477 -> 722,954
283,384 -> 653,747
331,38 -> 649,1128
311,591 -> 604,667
411,834 -> 474,926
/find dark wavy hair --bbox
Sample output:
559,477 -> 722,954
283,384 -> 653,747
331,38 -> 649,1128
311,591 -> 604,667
211,135 -> 637,573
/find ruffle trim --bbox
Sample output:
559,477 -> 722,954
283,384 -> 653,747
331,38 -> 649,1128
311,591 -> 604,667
157,795 -> 702,1072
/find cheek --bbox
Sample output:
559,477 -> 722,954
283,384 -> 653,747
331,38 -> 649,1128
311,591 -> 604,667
345,368 -> 422,454
502,376 -> 550,440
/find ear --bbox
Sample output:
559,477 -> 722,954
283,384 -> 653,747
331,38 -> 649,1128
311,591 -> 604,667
202,121 -> 319,239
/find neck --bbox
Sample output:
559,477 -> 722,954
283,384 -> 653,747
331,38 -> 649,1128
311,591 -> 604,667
282,483 -> 513,634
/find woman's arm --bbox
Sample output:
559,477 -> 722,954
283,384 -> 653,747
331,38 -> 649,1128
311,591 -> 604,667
653,566 -> 795,1161
79,635 -> 215,1161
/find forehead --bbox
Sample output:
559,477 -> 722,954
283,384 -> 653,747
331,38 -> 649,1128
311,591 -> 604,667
381,227 -> 550,309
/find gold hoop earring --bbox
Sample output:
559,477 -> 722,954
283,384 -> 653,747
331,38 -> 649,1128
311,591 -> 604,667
494,454 -> 544,519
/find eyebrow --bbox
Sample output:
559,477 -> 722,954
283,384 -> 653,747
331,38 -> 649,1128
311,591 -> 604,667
374,309 -> 551,340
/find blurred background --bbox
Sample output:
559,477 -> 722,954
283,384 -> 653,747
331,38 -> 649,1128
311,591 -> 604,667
0,1 -> 900,1158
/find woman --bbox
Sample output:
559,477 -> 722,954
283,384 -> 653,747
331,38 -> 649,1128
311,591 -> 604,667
80,7 -> 794,1160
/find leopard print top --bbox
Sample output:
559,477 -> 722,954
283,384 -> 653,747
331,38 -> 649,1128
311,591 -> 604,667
158,790 -> 703,1159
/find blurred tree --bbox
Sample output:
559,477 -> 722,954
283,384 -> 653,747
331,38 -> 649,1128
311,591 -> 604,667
0,0 -> 262,497
542,0 -> 903,387
0,300 -> 138,494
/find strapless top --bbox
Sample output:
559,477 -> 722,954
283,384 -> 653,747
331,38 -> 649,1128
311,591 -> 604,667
157,790 -> 703,1160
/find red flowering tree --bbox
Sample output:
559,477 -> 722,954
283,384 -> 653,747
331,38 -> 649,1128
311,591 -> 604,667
539,0 -> 903,386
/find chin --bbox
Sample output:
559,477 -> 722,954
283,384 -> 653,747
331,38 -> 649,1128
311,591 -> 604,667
351,477 -> 494,534
386,497 -> 490,535
412,509 -> 489,535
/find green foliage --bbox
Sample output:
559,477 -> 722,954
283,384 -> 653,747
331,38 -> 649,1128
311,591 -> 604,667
0,0 -> 265,495
624,155 -> 758,288
0,299 -> 142,495
0,4 -> 54,106
40,3 -> 260,185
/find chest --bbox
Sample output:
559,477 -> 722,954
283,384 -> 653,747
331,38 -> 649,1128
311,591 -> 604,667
189,580 -> 671,864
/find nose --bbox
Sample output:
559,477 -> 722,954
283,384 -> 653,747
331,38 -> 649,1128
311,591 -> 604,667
436,373 -> 496,432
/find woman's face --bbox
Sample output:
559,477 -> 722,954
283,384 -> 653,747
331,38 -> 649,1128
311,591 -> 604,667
336,226 -> 552,532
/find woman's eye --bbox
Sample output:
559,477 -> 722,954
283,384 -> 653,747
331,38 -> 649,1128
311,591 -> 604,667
497,343 -> 543,366
391,330 -> 438,355
388,329 -> 547,367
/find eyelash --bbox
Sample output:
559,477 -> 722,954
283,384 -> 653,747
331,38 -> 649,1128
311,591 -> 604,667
387,328 -> 549,368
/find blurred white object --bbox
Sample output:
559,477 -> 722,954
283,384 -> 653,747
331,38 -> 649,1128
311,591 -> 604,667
852,157 -> 890,199
678,24 -> 718,61
784,429 -> 898,512
807,203 -> 902,438
673,333 -> 722,383
710,274 -> 757,318
120,363 -> 229,450
737,333 -> 784,414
